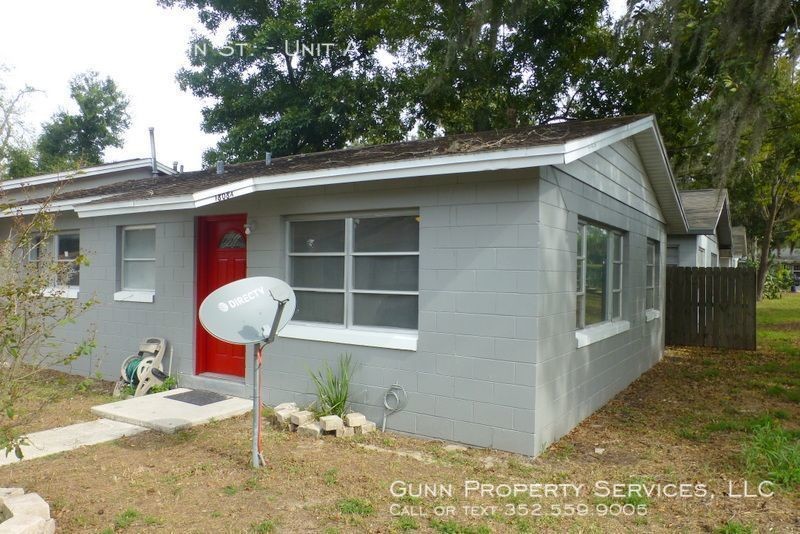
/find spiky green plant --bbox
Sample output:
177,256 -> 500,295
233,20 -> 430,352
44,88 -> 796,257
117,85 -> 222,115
308,354 -> 355,418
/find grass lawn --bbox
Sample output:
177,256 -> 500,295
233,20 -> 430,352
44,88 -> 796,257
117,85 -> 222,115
2,296 -> 799,533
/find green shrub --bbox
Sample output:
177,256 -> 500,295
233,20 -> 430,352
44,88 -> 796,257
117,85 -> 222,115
744,422 -> 800,489
308,354 -> 355,417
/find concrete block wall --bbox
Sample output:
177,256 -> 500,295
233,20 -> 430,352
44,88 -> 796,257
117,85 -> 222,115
532,140 -> 666,455
225,169 -> 542,455
26,169 -> 541,455
39,211 -> 198,381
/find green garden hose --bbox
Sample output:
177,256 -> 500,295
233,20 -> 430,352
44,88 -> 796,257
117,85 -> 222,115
124,357 -> 143,386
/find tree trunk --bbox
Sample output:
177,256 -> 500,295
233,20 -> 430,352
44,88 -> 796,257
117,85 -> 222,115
756,201 -> 779,300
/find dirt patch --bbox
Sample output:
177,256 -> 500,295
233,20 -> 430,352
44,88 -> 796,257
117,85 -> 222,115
10,370 -> 113,435
2,344 -> 799,533
3,296 -> 800,532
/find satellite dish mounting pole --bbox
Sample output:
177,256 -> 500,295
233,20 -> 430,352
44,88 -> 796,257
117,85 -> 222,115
251,294 -> 289,469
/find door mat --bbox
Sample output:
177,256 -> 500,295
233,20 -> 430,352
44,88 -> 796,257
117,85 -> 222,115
165,389 -> 229,406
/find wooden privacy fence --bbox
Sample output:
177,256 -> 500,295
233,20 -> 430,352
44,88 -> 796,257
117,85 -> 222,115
665,267 -> 756,350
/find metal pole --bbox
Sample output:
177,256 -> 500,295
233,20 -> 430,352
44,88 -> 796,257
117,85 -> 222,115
251,298 -> 288,469
251,343 -> 260,468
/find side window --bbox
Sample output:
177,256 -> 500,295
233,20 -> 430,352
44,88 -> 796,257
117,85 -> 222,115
31,233 -> 81,288
646,240 -> 660,309
576,221 -> 625,328
121,227 -> 156,291
666,245 -> 679,266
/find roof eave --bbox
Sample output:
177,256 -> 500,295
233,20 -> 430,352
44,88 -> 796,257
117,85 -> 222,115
23,116 -> 684,229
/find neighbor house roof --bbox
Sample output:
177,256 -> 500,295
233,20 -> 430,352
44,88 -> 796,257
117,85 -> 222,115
731,226 -> 748,257
0,158 -> 176,193
3,115 -> 690,232
678,189 -> 733,251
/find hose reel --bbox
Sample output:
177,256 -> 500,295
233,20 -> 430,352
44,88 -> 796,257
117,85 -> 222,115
113,338 -> 169,397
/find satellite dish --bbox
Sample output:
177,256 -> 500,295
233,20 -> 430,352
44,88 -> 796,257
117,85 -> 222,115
199,276 -> 296,345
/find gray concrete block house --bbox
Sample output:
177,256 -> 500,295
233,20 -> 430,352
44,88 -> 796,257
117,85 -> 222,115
1,114 -> 690,456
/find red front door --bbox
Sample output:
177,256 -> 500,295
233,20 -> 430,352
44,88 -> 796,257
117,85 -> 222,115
196,214 -> 247,376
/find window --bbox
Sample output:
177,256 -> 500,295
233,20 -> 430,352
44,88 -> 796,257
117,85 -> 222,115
646,240 -> 660,309
576,221 -> 624,328
711,252 -> 718,267
666,245 -> 679,266
698,247 -> 705,266
121,226 -> 156,291
288,214 -> 419,331
30,232 -> 81,288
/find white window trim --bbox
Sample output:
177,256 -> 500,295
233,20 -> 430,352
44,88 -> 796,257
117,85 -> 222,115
610,231 -> 623,320
286,212 -> 420,338
576,221 -> 624,329
576,320 -> 631,348
280,323 -> 417,351
645,239 -> 659,312
121,225 -> 156,293
113,290 -> 155,303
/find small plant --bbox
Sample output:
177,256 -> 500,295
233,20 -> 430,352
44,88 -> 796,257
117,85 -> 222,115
308,354 -> 355,417
715,521 -> 753,534
323,468 -> 338,486
337,497 -> 373,516
744,422 -> 800,489
395,516 -> 419,531
113,508 -> 140,530
429,519 -> 490,534
150,375 -> 178,394
222,485 -> 239,496
251,519 -> 276,533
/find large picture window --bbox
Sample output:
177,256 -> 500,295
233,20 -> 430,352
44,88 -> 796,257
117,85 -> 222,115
121,226 -> 156,291
646,240 -> 659,309
576,221 -> 624,328
288,214 -> 419,331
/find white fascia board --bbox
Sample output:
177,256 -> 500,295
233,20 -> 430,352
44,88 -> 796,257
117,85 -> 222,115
2,195 -> 113,217
75,119 -> 666,219
561,116 -> 653,164
635,124 -> 690,234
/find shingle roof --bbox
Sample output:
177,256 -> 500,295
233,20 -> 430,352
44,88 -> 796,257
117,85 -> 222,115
679,189 -> 728,232
731,226 -> 748,257
10,115 -> 649,209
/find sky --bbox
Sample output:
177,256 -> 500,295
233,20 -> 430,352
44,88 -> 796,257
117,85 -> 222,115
0,0 -> 628,172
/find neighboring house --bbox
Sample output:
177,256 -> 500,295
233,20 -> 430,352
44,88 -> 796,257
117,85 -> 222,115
0,158 -> 176,207
731,226 -> 748,267
666,189 -> 733,267
1,114 -> 690,456
775,246 -> 800,282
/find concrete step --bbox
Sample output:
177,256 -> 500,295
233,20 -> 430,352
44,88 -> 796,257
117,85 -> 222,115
90,388 -> 251,433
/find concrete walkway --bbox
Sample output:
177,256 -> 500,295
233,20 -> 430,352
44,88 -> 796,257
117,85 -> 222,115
0,419 -> 146,466
1,389 -> 251,466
